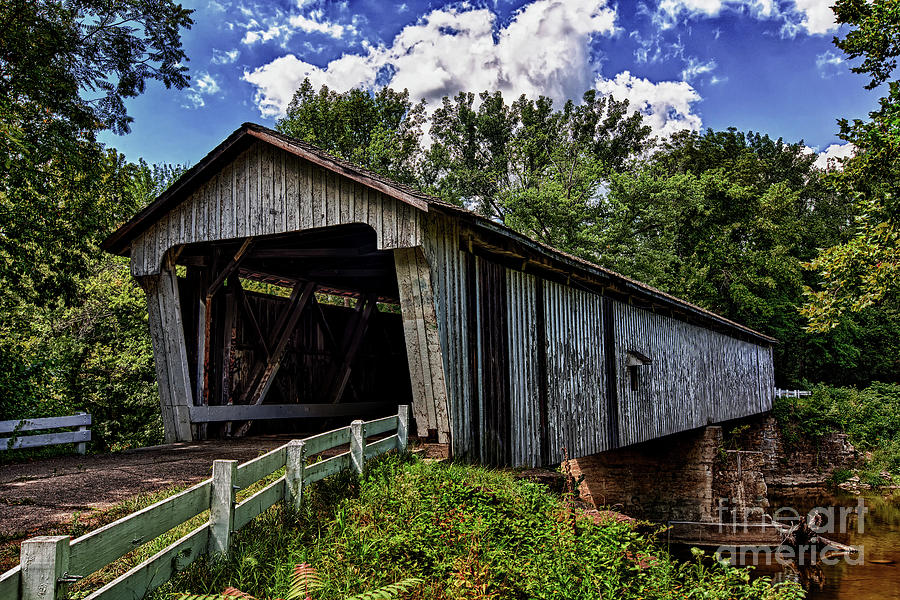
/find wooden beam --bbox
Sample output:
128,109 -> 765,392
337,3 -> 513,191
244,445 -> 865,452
310,296 -> 359,402
233,281 -> 316,436
219,288 -> 236,437
0,414 -> 91,434
328,294 -> 377,404
251,248 -> 378,259
189,402 -> 396,422
194,268 -> 211,418
231,275 -> 270,358
206,238 -> 254,300
393,247 -> 451,443
142,262 -> 194,443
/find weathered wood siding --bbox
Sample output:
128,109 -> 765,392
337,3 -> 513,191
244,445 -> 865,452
541,280 -> 608,464
130,141 -> 423,276
506,270 -> 541,467
422,215 -> 774,466
611,299 -> 773,447
142,259 -> 193,442
421,215 -> 475,456
393,246 -> 451,442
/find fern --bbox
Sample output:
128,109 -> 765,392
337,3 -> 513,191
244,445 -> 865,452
286,563 -> 323,600
176,565 -> 419,600
344,578 -> 423,600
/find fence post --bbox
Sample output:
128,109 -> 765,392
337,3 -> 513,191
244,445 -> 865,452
397,405 -> 410,451
75,412 -> 88,455
209,459 -> 238,557
285,440 -> 306,511
21,536 -> 70,600
350,420 -> 365,474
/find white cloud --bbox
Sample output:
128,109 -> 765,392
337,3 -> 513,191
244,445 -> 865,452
792,0 -> 837,35
211,48 -> 240,65
241,5 -> 348,46
244,1 -> 620,118
242,1 -> 705,137
680,57 -> 716,81
595,71 -> 702,137
242,22 -> 287,45
654,0 -> 834,35
810,142 -> 855,170
184,72 -> 221,109
816,49 -> 844,77
656,0 -> 776,27
287,13 -> 347,38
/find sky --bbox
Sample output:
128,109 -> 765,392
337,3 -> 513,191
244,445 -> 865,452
99,0 -> 879,169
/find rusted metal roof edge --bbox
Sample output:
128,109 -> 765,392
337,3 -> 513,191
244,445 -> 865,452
455,212 -> 778,346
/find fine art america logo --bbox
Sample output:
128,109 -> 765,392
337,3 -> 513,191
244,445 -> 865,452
713,498 -> 866,567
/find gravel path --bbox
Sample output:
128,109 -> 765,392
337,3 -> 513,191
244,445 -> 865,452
0,437 -> 290,537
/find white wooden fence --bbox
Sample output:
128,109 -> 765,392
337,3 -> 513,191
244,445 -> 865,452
0,406 -> 409,600
774,388 -> 811,398
1,413 -> 91,454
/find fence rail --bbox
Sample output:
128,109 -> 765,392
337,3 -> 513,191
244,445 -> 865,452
774,388 -> 811,398
0,406 -> 410,600
0,413 -> 91,454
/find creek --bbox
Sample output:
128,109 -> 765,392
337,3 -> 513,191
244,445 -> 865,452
750,489 -> 900,599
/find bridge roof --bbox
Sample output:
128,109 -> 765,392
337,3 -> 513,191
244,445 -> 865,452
103,123 -> 777,346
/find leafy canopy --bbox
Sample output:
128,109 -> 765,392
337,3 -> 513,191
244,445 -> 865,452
802,0 -> 900,331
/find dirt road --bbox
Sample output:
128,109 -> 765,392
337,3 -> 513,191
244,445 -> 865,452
0,437 -> 289,537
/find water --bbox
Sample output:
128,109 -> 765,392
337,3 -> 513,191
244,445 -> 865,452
757,490 -> 900,599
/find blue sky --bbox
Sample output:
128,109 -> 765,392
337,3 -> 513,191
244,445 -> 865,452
100,0 -> 878,169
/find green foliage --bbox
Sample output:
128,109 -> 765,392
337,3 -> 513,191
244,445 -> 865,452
174,562 -> 421,600
166,454 -> 802,600
0,0 -> 193,449
773,382 -> 900,475
803,0 -> 900,330
277,79 -> 426,186
828,468 -> 854,485
0,157 -> 183,450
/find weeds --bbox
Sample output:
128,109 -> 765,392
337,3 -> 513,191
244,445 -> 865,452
773,382 -> 900,484
160,452 -> 802,600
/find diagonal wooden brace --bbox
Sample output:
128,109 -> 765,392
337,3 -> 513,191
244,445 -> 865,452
233,281 -> 316,436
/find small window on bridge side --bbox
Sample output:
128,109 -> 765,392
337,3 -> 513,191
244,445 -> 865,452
625,350 -> 652,392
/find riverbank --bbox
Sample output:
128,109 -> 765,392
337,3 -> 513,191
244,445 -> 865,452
159,452 -> 803,600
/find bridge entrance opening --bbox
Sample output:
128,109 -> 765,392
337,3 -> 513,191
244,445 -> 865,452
173,223 -> 412,439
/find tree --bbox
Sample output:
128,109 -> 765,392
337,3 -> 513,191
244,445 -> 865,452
424,90 -> 652,230
0,0 -> 193,307
802,0 -> 900,331
277,79 -> 426,186
0,0 -> 193,428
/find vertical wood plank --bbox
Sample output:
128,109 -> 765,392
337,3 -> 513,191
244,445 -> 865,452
75,411 -> 88,455
397,404 -> 410,451
285,440 -> 306,511
21,536 -> 69,600
350,420 -> 364,474
159,259 -> 194,441
209,460 -> 237,557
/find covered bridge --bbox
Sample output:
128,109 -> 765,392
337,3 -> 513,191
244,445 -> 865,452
103,123 -> 776,468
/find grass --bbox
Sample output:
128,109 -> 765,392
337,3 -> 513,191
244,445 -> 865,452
159,453 -> 804,600
0,456 -> 286,599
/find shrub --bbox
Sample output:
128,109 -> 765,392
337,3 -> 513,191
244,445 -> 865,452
163,454 -> 802,600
